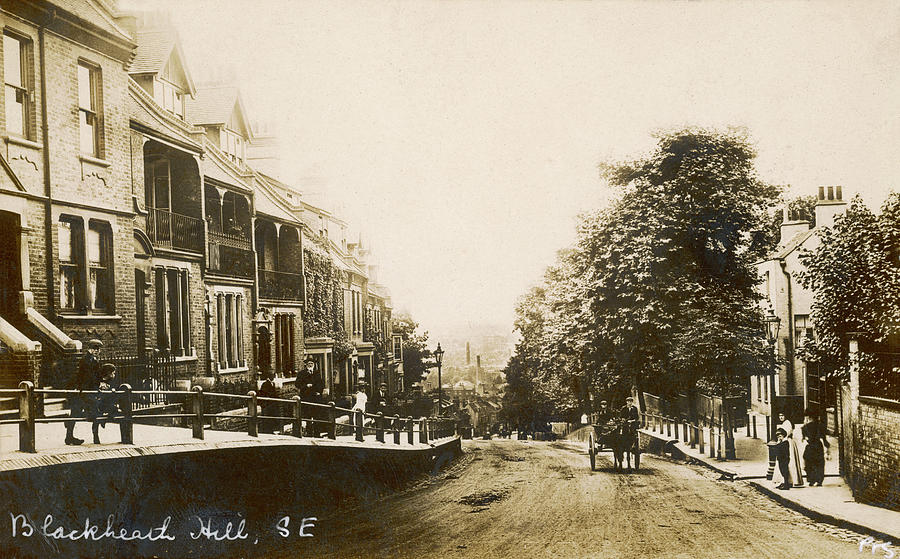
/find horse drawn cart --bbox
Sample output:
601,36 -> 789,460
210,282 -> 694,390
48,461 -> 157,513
587,418 -> 641,472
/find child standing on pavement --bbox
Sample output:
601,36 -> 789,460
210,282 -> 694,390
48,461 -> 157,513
770,427 -> 793,490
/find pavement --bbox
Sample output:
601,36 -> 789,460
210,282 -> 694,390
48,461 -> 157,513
0,419 -> 445,472
638,421 -> 900,544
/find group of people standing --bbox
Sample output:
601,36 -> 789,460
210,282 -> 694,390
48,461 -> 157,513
64,339 -> 119,446
769,410 -> 831,490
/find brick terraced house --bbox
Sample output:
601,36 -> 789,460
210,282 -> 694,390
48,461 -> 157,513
0,1 -> 398,413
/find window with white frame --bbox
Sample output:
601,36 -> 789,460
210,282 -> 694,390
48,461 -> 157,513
77,61 -> 102,157
4,31 -> 32,138
216,291 -> 245,370
794,314 -> 813,346
155,78 -> 184,119
155,268 -> 192,357
222,128 -> 244,163
58,217 -> 113,313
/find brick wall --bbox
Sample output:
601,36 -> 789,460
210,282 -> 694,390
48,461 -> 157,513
43,33 -> 132,214
0,349 -> 41,387
852,396 -> 900,511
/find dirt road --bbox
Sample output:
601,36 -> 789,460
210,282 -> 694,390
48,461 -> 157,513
266,438 -> 867,559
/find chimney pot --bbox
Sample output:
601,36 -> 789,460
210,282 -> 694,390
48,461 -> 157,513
827,186 -> 834,200
836,185 -> 842,200
818,186 -> 825,201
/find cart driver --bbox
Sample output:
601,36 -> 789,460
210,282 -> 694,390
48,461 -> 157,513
597,400 -> 612,425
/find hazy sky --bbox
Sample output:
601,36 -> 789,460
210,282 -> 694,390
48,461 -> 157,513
147,0 -> 900,338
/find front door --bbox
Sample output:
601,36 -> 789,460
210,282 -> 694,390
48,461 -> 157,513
0,212 -> 22,317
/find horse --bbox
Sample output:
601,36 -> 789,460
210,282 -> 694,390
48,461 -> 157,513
607,419 -> 641,472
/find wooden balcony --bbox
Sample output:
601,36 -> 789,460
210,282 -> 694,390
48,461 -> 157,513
259,268 -> 304,302
148,208 -> 204,253
207,227 -> 254,279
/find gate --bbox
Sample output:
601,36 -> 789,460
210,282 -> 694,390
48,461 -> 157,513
106,351 -> 177,409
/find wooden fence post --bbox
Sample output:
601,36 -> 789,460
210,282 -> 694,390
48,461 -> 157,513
376,412 -> 385,443
191,386 -> 204,440
119,383 -> 133,445
697,426 -> 704,454
293,396 -> 302,438
420,418 -> 428,444
248,391 -> 258,437
355,410 -> 364,442
18,381 -> 35,453
393,415 -> 401,444
407,417 -> 414,445
328,402 -> 336,440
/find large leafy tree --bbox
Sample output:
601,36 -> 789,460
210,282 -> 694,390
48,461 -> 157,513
798,194 -> 900,400
591,128 -> 778,402
502,128 -> 780,424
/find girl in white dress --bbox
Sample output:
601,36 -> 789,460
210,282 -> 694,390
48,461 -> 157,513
775,412 -> 805,488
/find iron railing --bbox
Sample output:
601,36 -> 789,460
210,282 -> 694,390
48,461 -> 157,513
258,268 -> 304,302
2,382 -> 459,453
148,208 -> 204,253
104,352 -> 177,409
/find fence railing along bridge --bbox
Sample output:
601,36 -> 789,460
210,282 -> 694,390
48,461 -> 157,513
1,381 -> 458,454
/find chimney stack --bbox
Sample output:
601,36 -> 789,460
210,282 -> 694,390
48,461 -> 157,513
778,204 -> 811,249
815,185 -> 847,230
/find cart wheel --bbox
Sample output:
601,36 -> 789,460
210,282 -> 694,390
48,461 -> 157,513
588,432 -> 596,471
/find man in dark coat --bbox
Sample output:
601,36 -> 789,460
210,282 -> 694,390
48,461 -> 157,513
621,396 -> 640,431
298,358 -> 325,435
257,372 -> 279,434
297,358 -> 324,402
65,339 -> 102,445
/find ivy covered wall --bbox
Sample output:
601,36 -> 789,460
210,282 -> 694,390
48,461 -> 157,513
302,236 -> 353,362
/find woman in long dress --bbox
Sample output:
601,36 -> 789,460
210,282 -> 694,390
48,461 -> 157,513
776,412 -> 805,488
801,410 -> 830,486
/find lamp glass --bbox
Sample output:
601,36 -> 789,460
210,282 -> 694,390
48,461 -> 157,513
764,310 -> 781,343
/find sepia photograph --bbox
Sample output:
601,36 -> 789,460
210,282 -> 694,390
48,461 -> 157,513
0,0 -> 898,557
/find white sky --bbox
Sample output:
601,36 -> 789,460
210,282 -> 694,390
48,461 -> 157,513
146,0 -> 900,338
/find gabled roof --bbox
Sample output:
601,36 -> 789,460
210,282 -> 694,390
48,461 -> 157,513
127,79 -> 203,154
129,28 -> 197,96
186,86 -> 252,138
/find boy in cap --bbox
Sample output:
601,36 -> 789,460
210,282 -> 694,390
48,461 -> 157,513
93,363 -> 119,444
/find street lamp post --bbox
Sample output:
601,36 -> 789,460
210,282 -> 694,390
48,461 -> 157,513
764,308 -> 781,440
434,343 -> 444,417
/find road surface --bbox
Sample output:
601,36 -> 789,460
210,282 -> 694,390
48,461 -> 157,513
267,438 -> 868,558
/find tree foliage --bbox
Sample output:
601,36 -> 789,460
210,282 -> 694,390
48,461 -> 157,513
798,194 -> 900,400
502,128 -> 780,425
391,311 -> 431,392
